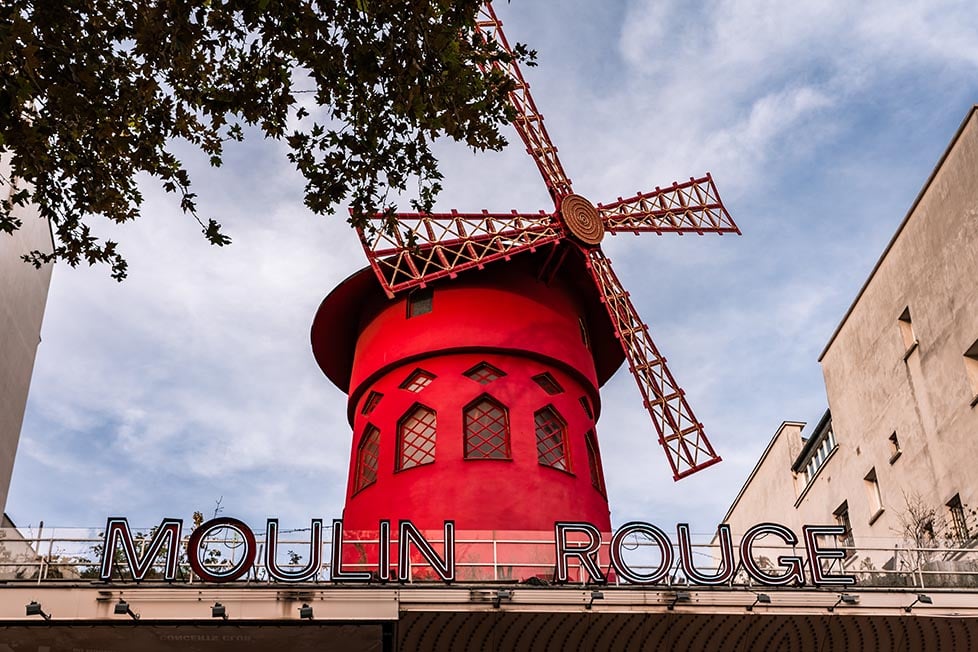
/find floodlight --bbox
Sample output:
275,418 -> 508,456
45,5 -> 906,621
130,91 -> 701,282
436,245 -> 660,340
747,593 -> 771,611
668,591 -> 691,610
114,599 -> 139,620
905,594 -> 933,613
26,601 -> 51,620
828,593 -> 859,612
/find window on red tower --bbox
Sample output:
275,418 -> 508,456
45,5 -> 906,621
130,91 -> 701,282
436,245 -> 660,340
354,426 -> 380,493
400,368 -> 435,393
532,372 -> 564,395
579,396 -> 594,420
398,405 -> 437,471
585,430 -> 606,495
406,288 -> 433,318
464,395 -> 511,460
361,391 -> 383,416
535,406 -> 569,471
463,361 -> 506,385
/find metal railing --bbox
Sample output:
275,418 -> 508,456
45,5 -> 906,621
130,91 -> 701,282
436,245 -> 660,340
3,526 -> 978,588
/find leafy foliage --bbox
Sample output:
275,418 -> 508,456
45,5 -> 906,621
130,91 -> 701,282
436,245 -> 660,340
0,0 -> 533,279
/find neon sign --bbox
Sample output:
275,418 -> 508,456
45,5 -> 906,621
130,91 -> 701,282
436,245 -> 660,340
99,517 -> 855,587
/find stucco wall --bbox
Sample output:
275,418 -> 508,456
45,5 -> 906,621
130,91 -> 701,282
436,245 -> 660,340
817,108 -> 978,547
722,107 -> 978,570
0,157 -> 54,512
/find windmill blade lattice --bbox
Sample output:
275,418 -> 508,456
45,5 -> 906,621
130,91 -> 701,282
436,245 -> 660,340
599,175 -> 740,236
358,210 -> 563,297
354,0 -> 739,480
474,3 -> 573,202
584,247 -> 721,479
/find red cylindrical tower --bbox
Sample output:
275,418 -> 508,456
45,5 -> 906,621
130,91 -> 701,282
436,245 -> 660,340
312,252 -> 624,534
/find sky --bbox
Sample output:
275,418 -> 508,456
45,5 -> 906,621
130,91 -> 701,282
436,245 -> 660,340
7,0 -> 978,537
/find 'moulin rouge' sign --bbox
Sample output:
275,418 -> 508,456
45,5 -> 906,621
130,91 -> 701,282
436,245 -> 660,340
100,516 -> 857,588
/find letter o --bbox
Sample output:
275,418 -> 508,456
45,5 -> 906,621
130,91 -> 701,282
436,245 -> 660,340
187,517 -> 257,583
610,522 -> 673,585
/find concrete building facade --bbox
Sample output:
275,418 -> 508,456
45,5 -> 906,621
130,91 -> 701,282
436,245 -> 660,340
722,106 -> 978,572
0,157 -> 54,513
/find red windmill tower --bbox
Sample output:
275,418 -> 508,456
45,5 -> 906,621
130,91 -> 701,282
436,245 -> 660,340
312,3 -> 739,542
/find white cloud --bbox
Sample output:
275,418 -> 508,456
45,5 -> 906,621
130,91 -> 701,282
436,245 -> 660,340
7,0 -> 978,534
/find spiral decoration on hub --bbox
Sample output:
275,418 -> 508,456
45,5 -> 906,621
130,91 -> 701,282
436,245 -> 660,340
560,194 -> 604,246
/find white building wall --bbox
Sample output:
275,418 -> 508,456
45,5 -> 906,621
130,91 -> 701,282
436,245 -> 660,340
0,157 -> 54,512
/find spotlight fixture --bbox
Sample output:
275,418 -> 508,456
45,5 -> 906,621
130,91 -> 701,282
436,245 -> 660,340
211,602 -> 228,620
905,594 -> 933,613
828,593 -> 859,612
668,591 -> 691,611
25,601 -> 51,621
298,603 -> 314,620
586,590 -> 604,610
747,593 -> 771,611
493,589 -> 514,609
114,599 -> 140,620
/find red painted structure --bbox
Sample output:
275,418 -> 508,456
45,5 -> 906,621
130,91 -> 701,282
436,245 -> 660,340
311,1 -> 738,554
312,252 -> 623,533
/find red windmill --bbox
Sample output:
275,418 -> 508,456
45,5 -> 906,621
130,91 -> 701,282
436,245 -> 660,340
312,3 -> 739,541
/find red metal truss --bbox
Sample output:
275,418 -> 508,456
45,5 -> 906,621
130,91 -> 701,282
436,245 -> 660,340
357,210 -> 563,297
346,1 -> 739,481
598,175 -> 740,235
584,247 -> 721,480
474,4 -> 573,203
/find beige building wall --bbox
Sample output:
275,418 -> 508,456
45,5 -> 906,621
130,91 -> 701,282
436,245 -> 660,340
0,157 -> 54,512
721,421 -> 806,536
722,106 -> 978,567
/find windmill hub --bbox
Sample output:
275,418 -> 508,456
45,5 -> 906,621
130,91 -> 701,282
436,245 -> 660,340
559,194 -> 604,246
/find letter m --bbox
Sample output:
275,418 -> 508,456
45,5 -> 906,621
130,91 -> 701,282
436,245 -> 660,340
99,517 -> 183,581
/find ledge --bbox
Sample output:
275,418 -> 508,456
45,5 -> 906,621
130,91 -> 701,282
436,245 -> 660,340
903,340 -> 919,362
868,508 -> 885,526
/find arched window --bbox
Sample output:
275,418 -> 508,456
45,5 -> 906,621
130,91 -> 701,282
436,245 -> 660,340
398,405 -> 436,471
585,430 -> 606,495
535,406 -> 569,471
464,395 -> 510,459
354,426 -> 380,493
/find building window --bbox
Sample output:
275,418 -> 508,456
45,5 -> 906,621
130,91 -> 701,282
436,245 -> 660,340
464,396 -> 511,460
947,494 -> 970,543
354,426 -> 380,493
400,368 -> 435,393
463,362 -> 505,385
361,391 -> 383,416
579,396 -> 593,420
898,307 -> 917,356
964,339 -> 978,406
532,372 -> 564,395
397,405 -> 436,471
888,432 -> 902,464
534,406 -> 569,472
799,418 -> 837,486
406,288 -> 433,318
864,468 -> 883,523
834,501 -> 855,555
585,430 -> 606,496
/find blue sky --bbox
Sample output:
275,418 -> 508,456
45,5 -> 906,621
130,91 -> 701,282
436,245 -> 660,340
8,0 -> 978,535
